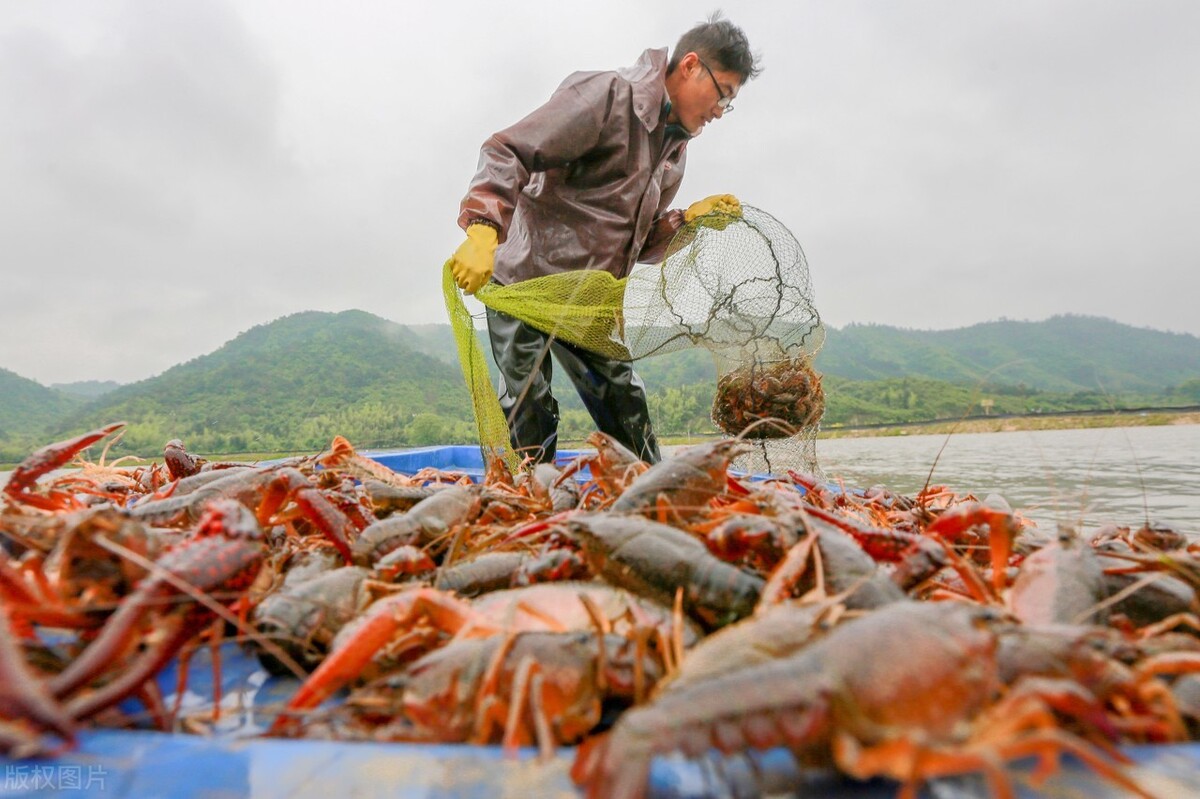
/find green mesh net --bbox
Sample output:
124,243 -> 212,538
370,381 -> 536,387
444,205 -> 825,475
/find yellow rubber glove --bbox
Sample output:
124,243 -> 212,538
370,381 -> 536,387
450,223 -> 499,294
684,194 -> 742,230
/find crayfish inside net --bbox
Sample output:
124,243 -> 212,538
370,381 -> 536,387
711,358 -> 825,439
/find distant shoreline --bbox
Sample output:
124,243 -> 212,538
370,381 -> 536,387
816,408 -> 1200,439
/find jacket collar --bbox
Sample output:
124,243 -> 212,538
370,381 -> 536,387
622,47 -> 670,132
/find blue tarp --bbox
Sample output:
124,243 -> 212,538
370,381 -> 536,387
5,446 -> 1199,798
367,445 -> 515,482
5,639 -> 1200,799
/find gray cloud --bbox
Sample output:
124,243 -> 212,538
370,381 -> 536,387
1,1 -> 1197,385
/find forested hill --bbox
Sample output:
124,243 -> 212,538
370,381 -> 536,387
0,368 -> 83,438
50,380 -> 121,399
44,310 -> 475,456
816,315 -> 1200,393
1,312 -> 1196,461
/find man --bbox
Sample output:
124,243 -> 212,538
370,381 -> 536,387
450,13 -> 761,465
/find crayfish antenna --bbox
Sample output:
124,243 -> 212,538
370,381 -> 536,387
501,510 -> 575,545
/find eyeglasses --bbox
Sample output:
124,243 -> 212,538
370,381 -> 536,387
698,59 -> 735,112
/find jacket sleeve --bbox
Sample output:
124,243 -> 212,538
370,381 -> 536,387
458,74 -> 615,241
635,147 -> 689,264
636,210 -> 685,264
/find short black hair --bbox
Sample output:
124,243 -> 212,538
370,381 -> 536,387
669,11 -> 762,83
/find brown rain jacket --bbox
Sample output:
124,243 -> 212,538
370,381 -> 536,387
459,48 -> 690,286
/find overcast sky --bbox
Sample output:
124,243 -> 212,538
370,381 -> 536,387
2,1 -> 1197,386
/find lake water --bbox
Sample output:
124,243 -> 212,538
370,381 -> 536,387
816,424 -> 1200,533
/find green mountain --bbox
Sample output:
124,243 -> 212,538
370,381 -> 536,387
403,323 -> 475,366
0,368 -> 83,440
2,312 -> 1196,462
50,380 -> 123,399
47,310 -> 476,457
814,315 -> 1200,393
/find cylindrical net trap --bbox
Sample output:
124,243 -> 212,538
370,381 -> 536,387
621,205 -> 826,475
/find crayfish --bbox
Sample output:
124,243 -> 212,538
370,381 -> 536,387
272,582 -> 697,730
330,630 -> 664,756
573,600 -> 1153,799
1,498 -> 266,754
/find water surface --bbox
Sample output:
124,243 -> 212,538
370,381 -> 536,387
817,423 -> 1200,533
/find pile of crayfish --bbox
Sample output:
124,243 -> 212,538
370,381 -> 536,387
712,357 -> 825,439
2,422 -> 1199,798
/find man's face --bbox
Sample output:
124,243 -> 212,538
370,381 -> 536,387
668,52 -> 741,137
